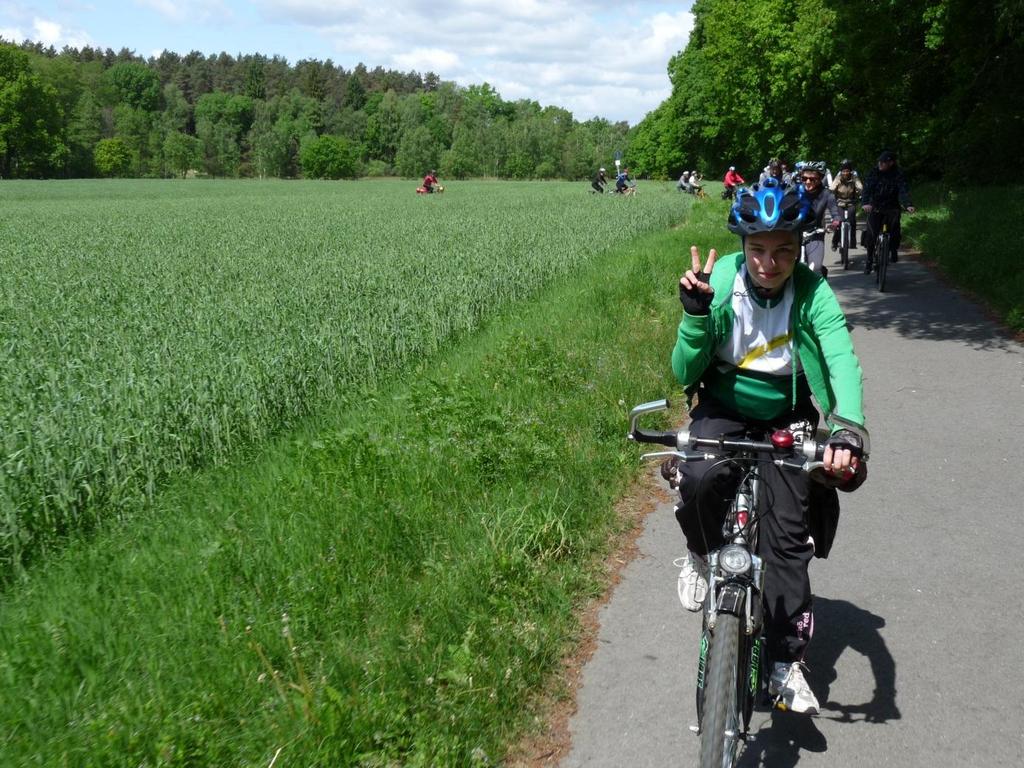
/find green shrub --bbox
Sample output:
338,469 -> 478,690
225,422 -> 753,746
300,135 -> 357,179
363,158 -> 392,177
93,138 -> 132,177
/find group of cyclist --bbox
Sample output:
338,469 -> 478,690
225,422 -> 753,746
720,152 -> 915,275
676,170 -> 705,196
592,166 -> 638,195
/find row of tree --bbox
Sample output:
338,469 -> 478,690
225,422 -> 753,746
0,41 -> 629,180
628,0 -> 1023,182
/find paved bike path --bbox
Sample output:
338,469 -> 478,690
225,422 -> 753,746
562,244 -> 1024,767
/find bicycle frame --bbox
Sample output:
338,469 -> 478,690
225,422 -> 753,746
874,212 -> 895,292
799,227 -> 826,271
869,207 -> 901,291
839,208 -> 853,270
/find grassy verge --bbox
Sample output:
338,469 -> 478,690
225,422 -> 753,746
902,183 -> 1024,331
0,197 -> 731,766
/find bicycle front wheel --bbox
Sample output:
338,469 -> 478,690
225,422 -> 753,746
840,222 -> 850,269
877,233 -> 890,292
700,612 -> 743,768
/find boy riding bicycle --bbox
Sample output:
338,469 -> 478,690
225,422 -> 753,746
829,159 -> 863,254
671,178 -> 867,714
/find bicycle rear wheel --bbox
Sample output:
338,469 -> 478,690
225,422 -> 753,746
840,221 -> 850,269
700,613 -> 743,768
877,233 -> 890,292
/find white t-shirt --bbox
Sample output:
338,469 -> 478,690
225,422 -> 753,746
715,265 -> 800,376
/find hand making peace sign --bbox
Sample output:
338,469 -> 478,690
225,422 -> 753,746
678,245 -> 717,316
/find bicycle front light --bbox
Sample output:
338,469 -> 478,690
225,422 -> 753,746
719,545 -> 752,576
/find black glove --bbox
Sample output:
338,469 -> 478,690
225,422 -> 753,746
826,429 -> 863,458
679,271 -> 714,316
811,429 -> 866,491
660,456 -> 684,490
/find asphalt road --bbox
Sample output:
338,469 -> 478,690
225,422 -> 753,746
561,237 -> 1024,767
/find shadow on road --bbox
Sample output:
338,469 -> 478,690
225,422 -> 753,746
736,596 -> 899,767
827,254 -> 1018,353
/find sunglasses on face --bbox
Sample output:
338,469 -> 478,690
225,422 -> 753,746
801,175 -> 820,183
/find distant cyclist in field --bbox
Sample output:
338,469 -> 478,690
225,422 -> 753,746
422,169 -> 440,193
592,167 -> 608,194
615,167 -> 635,195
722,166 -> 746,199
796,161 -> 840,275
861,150 -> 915,274
677,170 -> 691,192
689,171 -> 704,196
830,159 -> 863,254
671,179 -> 867,714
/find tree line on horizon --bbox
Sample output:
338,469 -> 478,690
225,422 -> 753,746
628,0 -> 1023,183
0,40 -> 629,180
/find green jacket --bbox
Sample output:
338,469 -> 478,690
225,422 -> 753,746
671,252 -> 865,429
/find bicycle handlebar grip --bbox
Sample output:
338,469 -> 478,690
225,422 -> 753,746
630,429 -> 678,447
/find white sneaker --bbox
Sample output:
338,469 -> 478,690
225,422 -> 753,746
769,661 -> 820,714
675,551 -> 708,612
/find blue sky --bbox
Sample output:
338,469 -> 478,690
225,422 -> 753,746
0,0 -> 694,124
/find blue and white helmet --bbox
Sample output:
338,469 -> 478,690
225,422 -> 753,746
727,178 -> 810,236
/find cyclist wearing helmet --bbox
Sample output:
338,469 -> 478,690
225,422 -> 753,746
861,150 -> 915,273
592,167 -> 608,194
689,170 -> 704,195
829,159 -> 863,253
671,178 -> 866,714
796,161 -> 840,274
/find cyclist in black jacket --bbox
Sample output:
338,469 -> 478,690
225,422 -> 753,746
861,150 -> 916,274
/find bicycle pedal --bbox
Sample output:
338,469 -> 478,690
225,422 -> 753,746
689,724 -> 701,735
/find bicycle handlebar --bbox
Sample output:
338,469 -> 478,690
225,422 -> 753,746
627,399 -> 871,466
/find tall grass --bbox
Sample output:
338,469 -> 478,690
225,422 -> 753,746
0,196 -> 732,766
0,179 -> 684,578
902,183 -> 1024,331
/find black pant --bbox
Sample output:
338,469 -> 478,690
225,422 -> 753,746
831,206 -> 857,249
592,181 -> 605,193
865,208 -> 901,263
674,394 -> 820,663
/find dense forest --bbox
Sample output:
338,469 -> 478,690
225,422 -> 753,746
628,0 -> 1024,181
0,41 -> 629,180
4,0 -> 1020,182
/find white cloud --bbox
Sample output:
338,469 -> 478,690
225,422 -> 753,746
32,17 -> 62,44
3,16 -> 93,47
392,47 -> 462,73
260,0 -> 694,123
